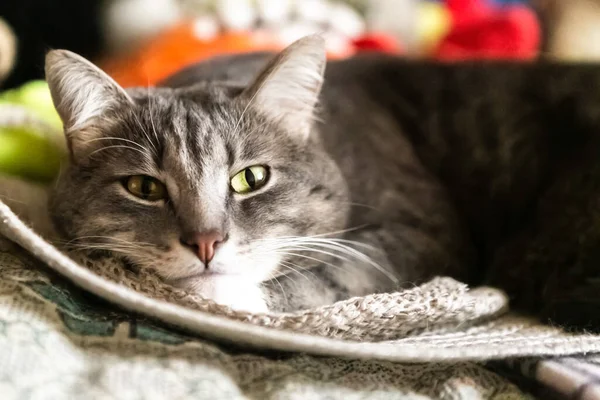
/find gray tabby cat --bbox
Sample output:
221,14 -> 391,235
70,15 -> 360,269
45,36 -> 600,330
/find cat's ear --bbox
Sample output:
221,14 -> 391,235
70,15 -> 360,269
241,35 -> 326,136
45,50 -> 133,157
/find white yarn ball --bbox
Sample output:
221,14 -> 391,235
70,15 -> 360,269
102,0 -> 183,53
328,1 -> 365,38
192,15 -> 220,41
295,0 -> 331,25
256,0 -> 293,26
216,0 -> 257,31
278,22 -> 324,46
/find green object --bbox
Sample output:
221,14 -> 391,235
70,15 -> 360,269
0,80 -> 63,130
0,126 -> 63,182
0,80 -> 66,183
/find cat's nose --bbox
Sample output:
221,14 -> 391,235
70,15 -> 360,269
181,230 -> 224,265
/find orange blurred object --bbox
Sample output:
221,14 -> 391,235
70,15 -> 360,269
101,22 -> 356,88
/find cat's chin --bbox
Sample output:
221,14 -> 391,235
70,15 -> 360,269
178,274 -> 269,314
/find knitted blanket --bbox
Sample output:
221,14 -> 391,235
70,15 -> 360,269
2,183 -> 600,399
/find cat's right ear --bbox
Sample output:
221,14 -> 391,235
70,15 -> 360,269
240,35 -> 326,138
45,50 -> 133,159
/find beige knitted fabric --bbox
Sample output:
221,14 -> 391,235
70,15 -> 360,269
0,248 -> 530,399
3,197 -> 600,362
74,250 -> 508,342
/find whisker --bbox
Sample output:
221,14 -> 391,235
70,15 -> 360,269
269,250 -> 345,272
89,145 -> 148,158
258,236 -> 397,283
63,243 -> 150,253
294,239 -> 382,257
277,261 -> 313,283
130,106 -> 158,158
231,64 -> 277,137
63,241 -> 146,248
296,242 -> 397,283
146,89 -> 161,154
279,260 -> 318,281
260,225 -> 369,241
85,137 -> 146,151
283,245 -> 354,263
267,275 -> 289,306
58,235 -> 156,247
340,201 -> 382,212
243,119 -> 276,139
0,194 -> 26,205
261,237 -> 381,252
121,85 -> 158,159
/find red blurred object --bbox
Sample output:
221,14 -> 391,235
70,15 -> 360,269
434,0 -> 540,60
352,33 -> 403,54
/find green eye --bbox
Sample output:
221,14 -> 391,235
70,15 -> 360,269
125,175 -> 167,201
230,165 -> 269,194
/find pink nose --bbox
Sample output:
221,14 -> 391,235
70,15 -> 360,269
182,231 -> 224,265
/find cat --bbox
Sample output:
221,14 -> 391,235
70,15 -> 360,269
44,35 -> 600,329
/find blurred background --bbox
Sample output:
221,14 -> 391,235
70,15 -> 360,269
0,0 -> 599,90
2,0 -> 600,183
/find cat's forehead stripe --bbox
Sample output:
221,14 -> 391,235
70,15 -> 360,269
147,98 -> 227,190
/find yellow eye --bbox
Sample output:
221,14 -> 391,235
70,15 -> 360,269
230,165 -> 269,194
125,175 -> 167,201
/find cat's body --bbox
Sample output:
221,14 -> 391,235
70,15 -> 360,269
44,37 -> 600,329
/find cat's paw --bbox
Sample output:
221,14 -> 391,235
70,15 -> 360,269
190,275 -> 269,314
219,291 -> 269,314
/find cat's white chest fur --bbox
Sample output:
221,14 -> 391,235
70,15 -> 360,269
189,275 -> 268,313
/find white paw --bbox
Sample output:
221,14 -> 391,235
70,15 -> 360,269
189,275 -> 269,313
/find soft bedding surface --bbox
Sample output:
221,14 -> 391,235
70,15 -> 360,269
3,196 -> 600,399
0,237 -> 530,399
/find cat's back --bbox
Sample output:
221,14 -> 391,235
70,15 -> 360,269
322,56 -> 600,255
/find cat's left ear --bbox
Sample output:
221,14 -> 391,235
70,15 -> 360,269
45,49 -> 133,141
240,35 -> 326,137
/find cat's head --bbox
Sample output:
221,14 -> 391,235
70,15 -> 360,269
45,36 -> 349,305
